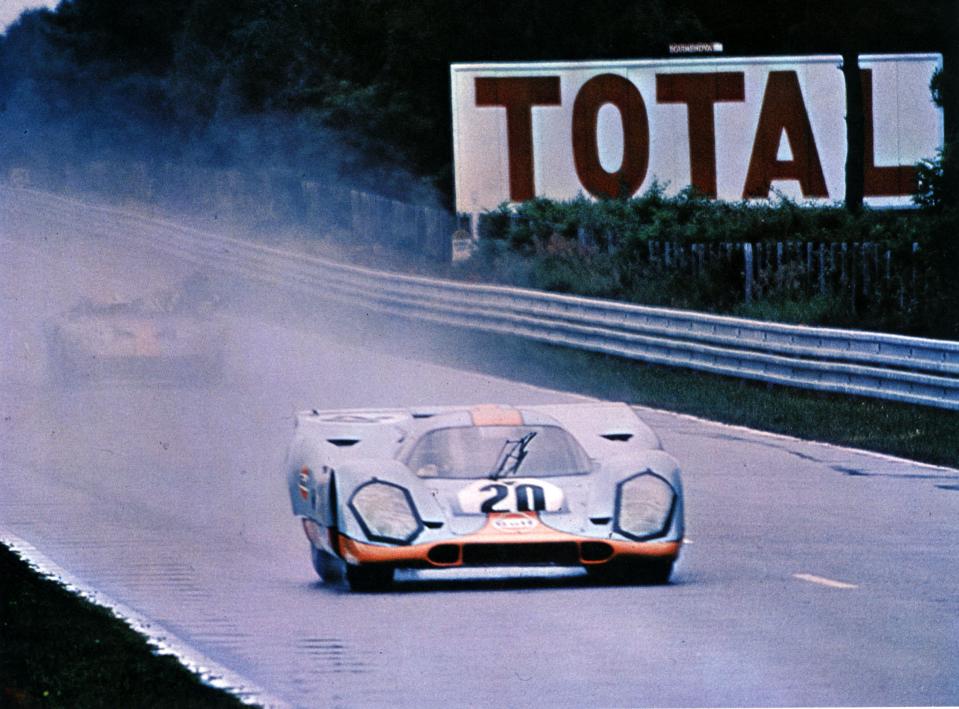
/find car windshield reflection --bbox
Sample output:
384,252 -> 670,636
404,425 -> 590,478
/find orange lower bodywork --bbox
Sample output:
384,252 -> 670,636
330,512 -> 681,569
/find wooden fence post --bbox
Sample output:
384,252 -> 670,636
850,242 -> 859,305
577,226 -> 590,251
861,242 -> 871,297
911,242 -> 919,303
819,243 -> 827,294
840,242 -> 848,290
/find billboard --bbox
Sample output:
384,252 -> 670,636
451,54 -> 943,212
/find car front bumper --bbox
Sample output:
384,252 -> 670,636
323,512 -> 681,569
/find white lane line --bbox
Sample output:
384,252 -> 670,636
793,572 -> 858,589
0,532 -> 289,708
634,404 -> 959,475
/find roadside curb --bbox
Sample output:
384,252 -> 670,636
0,532 -> 290,709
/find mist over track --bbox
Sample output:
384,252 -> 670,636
1,188 -> 957,707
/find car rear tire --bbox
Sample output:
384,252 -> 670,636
311,546 -> 344,583
345,564 -> 394,592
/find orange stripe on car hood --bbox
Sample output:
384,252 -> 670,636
469,405 -> 523,427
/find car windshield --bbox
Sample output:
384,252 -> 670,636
404,425 -> 590,479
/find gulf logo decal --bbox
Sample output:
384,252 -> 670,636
490,512 -> 539,533
298,467 -> 311,501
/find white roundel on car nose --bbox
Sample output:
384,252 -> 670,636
457,478 -> 565,514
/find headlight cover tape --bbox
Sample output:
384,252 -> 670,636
614,471 -> 676,541
349,480 -> 423,545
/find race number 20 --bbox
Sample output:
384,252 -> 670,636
457,478 -> 564,514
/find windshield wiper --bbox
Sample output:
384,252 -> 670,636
488,431 -> 537,480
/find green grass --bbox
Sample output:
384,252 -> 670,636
0,544 -> 247,709
444,330 -> 959,468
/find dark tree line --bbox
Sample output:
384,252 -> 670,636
0,0 -> 956,206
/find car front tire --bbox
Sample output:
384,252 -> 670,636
311,546 -> 344,583
587,558 -> 674,585
345,564 -> 394,592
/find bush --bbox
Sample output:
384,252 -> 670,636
466,188 -> 959,339
915,141 -> 958,210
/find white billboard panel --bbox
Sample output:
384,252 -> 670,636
451,54 -> 943,212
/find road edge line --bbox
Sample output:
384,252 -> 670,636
631,404 -> 959,475
0,531 -> 289,709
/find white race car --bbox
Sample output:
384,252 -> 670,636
286,402 -> 684,591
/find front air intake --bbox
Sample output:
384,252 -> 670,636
327,438 -> 359,447
427,544 -> 460,565
579,541 -> 614,562
461,542 -> 580,566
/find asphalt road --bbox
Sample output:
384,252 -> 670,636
1,187 -> 957,707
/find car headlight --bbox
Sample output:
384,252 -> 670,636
614,472 -> 676,541
349,480 -> 422,545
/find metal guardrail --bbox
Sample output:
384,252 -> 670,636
7,187 -> 959,410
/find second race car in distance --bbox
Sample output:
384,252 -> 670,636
45,271 -> 227,386
286,402 -> 685,591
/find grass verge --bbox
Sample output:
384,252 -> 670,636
0,543 -> 246,709
424,326 -> 959,468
